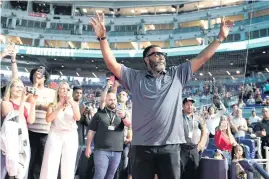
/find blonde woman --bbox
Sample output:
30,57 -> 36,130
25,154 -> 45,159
1,78 -> 37,179
214,115 -> 237,164
40,82 -> 80,179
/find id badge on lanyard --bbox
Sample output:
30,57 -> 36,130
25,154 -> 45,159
184,114 -> 194,139
106,109 -> 116,131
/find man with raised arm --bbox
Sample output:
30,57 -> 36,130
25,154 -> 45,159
90,13 -> 234,179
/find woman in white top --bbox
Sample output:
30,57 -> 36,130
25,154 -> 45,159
206,103 -> 226,138
40,82 -> 80,179
1,79 -> 37,179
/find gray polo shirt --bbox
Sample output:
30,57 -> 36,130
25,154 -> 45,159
120,61 -> 192,146
183,113 -> 204,145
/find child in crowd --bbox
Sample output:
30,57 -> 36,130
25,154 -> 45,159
232,144 -> 247,179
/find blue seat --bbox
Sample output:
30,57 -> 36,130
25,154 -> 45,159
202,149 -> 215,158
240,139 -> 255,159
207,138 -> 217,150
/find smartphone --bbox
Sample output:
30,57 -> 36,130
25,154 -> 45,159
37,66 -> 46,76
117,103 -> 125,110
109,76 -> 115,83
26,86 -> 37,95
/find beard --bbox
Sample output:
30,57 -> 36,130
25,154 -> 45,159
107,103 -> 116,110
149,59 -> 166,73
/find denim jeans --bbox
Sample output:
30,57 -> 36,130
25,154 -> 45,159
93,150 -> 122,179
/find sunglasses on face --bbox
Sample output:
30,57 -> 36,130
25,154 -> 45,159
146,52 -> 167,58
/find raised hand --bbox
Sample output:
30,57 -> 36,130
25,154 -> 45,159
90,13 -> 106,38
10,49 -> 17,61
106,79 -> 113,89
218,17 -> 234,41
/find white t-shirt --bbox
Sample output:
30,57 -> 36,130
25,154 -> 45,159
249,116 -> 262,123
232,117 -> 247,137
206,113 -> 221,135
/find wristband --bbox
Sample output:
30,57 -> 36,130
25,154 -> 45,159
215,38 -> 223,43
97,37 -> 106,41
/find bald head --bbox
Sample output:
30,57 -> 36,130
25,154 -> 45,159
106,92 -> 117,110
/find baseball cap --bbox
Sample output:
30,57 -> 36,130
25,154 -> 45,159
183,97 -> 195,104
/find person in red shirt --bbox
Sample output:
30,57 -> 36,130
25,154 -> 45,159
214,115 -> 237,164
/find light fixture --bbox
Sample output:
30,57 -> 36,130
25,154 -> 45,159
159,9 -> 166,12
92,72 -> 97,78
91,60 -> 94,62
231,76 -> 235,80
263,51 -> 266,54
96,10 -> 103,13
59,71 -> 63,76
266,68 -> 269,73
199,73 -> 203,76
96,66 -> 98,69
195,78 -> 197,80
140,9 -> 148,13
197,4 -> 204,8
208,72 -> 212,76
226,71 -> 231,75
54,58 -> 57,61
131,9 -> 135,13
236,70 -> 240,74
230,62 -> 233,66
24,68 -> 28,72
76,72 -> 80,76
6,66 -> 10,71
21,55 -> 24,58
186,58 -> 189,61
61,65 -> 64,68
82,8 -> 87,13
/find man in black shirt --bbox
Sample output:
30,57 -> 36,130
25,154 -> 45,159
85,92 -> 130,179
254,107 -> 269,159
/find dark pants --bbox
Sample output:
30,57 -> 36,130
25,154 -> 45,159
180,144 -> 200,179
131,144 -> 181,179
28,131 -> 48,179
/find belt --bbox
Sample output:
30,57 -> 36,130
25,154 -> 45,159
180,143 -> 197,150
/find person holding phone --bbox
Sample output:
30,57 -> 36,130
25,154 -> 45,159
0,43 -> 17,61
215,115 -> 237,164
1,78 -> 38,179
40,82 -> 80,179
27,66 -> 54,179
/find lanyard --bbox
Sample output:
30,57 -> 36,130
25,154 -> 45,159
105,109 -> 116,125
183,114 -> 194,132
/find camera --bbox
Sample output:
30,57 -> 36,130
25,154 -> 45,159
26,86 -> 37,95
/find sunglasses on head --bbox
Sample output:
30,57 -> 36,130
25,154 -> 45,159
146,52 -> 167,58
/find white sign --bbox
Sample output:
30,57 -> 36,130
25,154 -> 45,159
25,47 -> 74,57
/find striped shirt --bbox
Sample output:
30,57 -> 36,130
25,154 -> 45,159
28,88 -> 55,134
